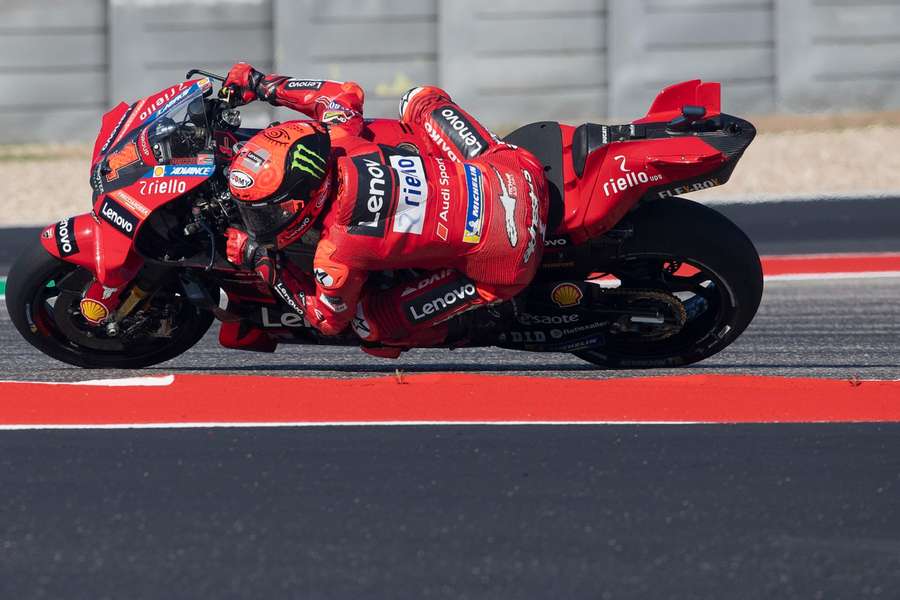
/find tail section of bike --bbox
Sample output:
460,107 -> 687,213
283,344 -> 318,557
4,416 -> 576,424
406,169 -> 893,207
499,80 -> 762,367
504,79 -> 755,244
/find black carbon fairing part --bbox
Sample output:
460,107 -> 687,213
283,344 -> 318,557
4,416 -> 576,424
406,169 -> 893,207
503,122 -> 565,231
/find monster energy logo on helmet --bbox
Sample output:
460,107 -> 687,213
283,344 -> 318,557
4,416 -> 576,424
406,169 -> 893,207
290,143 -> 327,179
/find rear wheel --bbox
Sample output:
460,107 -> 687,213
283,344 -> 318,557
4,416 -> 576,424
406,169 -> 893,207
6,243 -> 214,369
574,197 -> 763,368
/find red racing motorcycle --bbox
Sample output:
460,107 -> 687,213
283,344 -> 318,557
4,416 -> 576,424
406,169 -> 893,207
6,70 -> 762,369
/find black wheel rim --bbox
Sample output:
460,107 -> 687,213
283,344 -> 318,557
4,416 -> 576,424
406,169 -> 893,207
585,253 -> 738,359
24,264 -> 197,359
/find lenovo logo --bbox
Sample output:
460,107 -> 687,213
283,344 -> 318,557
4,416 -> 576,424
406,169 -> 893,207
98,199 -> 138,238
405,279 -> 478,323
348,153 -> 394,237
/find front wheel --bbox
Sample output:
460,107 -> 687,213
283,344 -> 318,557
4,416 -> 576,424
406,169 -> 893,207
574,196 -> 763,368
6,243 -> 214,369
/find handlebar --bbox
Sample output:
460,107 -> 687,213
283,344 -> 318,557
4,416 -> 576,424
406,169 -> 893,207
185,69 -> 226,83
185,68 -> 240,107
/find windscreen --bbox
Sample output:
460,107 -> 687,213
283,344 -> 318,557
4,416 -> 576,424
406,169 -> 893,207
91,80 -> 213,198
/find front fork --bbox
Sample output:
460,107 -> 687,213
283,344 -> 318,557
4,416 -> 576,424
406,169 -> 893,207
79,262 -> 182,336
39,212 -> 171,332
78,279 -> 153,335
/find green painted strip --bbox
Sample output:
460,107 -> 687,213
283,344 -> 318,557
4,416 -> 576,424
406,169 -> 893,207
0,277 -> 6,298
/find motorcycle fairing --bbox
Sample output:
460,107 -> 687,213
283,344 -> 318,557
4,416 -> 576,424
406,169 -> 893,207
92,102 -> 133,163
505,80 -> 754,244
93,78 -> 213,164
43,79 -> 217,287
40,213 -> 143,288
635,79 -> 721,124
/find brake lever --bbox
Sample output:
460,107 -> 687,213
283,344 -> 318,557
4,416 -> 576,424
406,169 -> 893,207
186,69 -> 226,83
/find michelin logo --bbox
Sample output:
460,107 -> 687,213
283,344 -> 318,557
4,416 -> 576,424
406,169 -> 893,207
462,164 -> 483,244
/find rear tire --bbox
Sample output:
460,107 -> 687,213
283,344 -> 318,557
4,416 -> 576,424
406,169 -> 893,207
574,197 -> 763,368
6,243 -> 214,369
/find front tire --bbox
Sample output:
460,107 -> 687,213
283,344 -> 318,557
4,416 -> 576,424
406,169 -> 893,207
574,196 -> 763,368
6,243 -> 214,369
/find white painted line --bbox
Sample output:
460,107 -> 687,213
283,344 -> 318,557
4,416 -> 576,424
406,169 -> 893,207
0,375 -> 175,387
765,271 -> 900,282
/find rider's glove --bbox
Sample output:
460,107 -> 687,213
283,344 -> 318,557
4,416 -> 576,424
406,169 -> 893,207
223,62 -> 263,106
225,227 -> 253,265
225,227 -> 276,286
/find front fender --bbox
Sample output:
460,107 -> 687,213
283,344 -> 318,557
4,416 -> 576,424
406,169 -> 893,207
40,213 -> 143,288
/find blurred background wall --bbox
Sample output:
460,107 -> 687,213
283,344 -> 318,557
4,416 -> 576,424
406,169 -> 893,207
1,0 -> 899,143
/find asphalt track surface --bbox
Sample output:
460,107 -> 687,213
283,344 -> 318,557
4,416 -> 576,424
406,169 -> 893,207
2,425 -> 899,599
3,195 -> 900,382
1,277 -> 900,381
1,198 -> 899,598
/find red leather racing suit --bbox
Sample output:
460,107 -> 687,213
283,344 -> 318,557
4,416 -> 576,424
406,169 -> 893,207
253,76 -> 549,348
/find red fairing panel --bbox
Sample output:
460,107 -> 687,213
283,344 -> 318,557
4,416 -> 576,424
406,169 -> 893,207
92,102 -> 132,163
545,81 -> 728,242
40,213 -> 143,288
551,127 -> 726,242
634,80 -> 721,124
110,80 -> 202,152
77,163 -> 214,286
578,137 -> 725,238
99,163 -> 215,217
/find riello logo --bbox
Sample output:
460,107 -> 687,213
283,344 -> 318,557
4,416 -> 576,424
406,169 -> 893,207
602,154 -> 662,197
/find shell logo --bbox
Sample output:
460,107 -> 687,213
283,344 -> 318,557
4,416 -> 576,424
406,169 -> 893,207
152,165 -> 166,178
79,299 -> 109,324
551,283 -> 583,308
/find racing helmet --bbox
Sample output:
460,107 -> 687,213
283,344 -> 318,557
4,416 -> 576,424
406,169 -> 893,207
228,121 -> 331,248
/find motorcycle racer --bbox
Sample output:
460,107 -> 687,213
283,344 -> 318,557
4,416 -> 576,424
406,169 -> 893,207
222,63 -> 549,355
